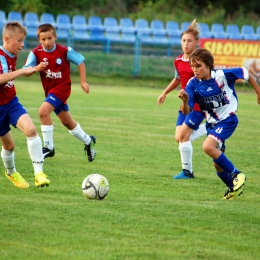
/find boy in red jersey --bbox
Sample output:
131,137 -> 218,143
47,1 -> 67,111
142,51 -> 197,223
157,20 -> 207,179
23,23 -> 96,162
0,22 -> 50,188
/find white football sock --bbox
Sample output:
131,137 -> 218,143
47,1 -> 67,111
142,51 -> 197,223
41,125 -> 54,149
189,123 -> 207,142
69,123 -> 91,144
179,141 -> 193,172
27,135 -> 44,175
1,147 -> 17,175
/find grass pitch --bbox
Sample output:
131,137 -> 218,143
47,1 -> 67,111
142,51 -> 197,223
0,78 -> 260,260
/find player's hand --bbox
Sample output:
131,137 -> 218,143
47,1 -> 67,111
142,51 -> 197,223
178,89 -> 188,101
157,93 -> 166,105
36,62 -> 47,72
81,82 -> 90,93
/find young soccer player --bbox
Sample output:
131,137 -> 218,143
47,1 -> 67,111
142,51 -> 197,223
178,48 -> 260,199
23,23 -> 96,162
0,22 -> 50,188
157,19 -> 206,179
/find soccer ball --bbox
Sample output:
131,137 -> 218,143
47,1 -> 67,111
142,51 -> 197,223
82,174 -> 109,200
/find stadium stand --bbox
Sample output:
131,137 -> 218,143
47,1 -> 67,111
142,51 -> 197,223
241,25 -> 258,40
24,12 -> 39,39
166,21 -> 181,46
40,13 -> 57,27
7,11 -> 24,24
226,24 -> 243,39
0,10 -> 7,30
199,22 -> 212,38
211,23 -> 228,39
56,14 -> 72,44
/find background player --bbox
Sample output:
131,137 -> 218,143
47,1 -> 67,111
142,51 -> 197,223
23,23 -> 96,162
157,19 -> 206,179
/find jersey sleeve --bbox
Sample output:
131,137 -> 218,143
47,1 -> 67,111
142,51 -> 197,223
66,47 -> 85,66
0,55 -> 8,74
224,67 -> 249,82
23,51 -> 37,68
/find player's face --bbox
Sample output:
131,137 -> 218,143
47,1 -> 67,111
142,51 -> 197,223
181,33 -> 198,55
3,32 -> 25,55
190,59 -> 211,80
38,31 -> 57,50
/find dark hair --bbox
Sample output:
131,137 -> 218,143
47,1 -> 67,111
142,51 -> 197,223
37,23 -> 56,37
189,48 -> 214,70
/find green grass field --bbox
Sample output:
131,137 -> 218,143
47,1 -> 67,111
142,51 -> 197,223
0,78 -> 260,260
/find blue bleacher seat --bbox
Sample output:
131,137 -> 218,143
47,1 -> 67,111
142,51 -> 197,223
8,11 -> 23,24
56,14 -> 72,41
166,21 -> 181,46
72,15 -> 88,30
119,18 -> 136,43
181,21 -> 190,32
104,17 -> 122,43
40,13 -> 57,27
256,26 -> 260,39
226,24 -> 243,40
211,23 -> 228,39
150,19 -> 166,33
104,17 -> 120,31
24,12 -> 39,39
88,16 -> 104,30
241,25 -> 258,40
0,10 -> 7,30
199,23 -> 212,38
135,18 -> 152,34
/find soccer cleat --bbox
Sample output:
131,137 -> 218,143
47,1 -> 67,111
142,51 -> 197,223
5,171 -> 29,188
35,172 -> 50,187
232,173 -> 246,191
222,186 -> 243,200
42,147 -> 55,159
173,169 -> 194,179
84,135 -> 96,162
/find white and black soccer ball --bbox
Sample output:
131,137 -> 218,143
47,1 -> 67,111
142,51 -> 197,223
82,174 -> 109,200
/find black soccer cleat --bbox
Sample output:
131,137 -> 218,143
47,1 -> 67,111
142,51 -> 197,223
84,135 -> 96,162
42,147 -> 55,159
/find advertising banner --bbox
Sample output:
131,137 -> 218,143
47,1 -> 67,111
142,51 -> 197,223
200,39 -> 260,83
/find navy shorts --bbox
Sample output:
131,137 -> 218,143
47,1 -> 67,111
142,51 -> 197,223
176,110 -> 186,126
0,96 -> 27,136
183,110 -> 205,130
206,114 -> 238,143
45,94 -> 69,115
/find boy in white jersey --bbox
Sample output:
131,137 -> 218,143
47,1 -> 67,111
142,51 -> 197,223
0,22 -> 49,188
178,48 -> 260,199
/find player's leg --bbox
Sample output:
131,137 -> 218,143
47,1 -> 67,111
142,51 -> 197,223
205,116 -> 245,199
58,110 -> 96,162
16,112 -> 50,187
173,111 -> 204,179
189,122 -> 207,142
39,98 -> 56,159
0,129 -> 29,188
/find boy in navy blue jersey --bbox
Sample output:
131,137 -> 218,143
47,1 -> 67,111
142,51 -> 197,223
178,48 -> 260,200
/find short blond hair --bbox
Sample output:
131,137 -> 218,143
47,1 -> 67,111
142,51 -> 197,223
182,19 -> 200,40
3,21 -> 27,38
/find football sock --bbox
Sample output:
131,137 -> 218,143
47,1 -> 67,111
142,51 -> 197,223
213,153 -> 240,174
179,141 -> 193,172
41,125 -> 54,149
1,147 -> 17,175
27,135 -> 44,175
189,123 -> 207,142
69,123 -> 91,144
217,170 -> 234,189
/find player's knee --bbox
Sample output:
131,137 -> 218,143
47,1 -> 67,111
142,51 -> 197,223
25,124 -> 37,137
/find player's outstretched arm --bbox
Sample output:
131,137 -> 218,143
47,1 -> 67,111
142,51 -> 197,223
248,73 -> 260,105
157,78 -> 180,105
0,67 -> 36,84
78,62 -> 89,94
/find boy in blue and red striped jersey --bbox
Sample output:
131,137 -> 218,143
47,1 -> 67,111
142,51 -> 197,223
24,23 -> 96,162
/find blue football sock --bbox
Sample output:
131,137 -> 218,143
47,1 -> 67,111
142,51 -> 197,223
213,153 -> 240,174
216,171 -> 234,189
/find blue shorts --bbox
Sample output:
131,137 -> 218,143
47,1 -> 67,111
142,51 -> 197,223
45,94 -> 69,115
206,114 -> 238,143
0,96 -> 27,136
176,110 -> 186,126
183,110 -> 205,130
